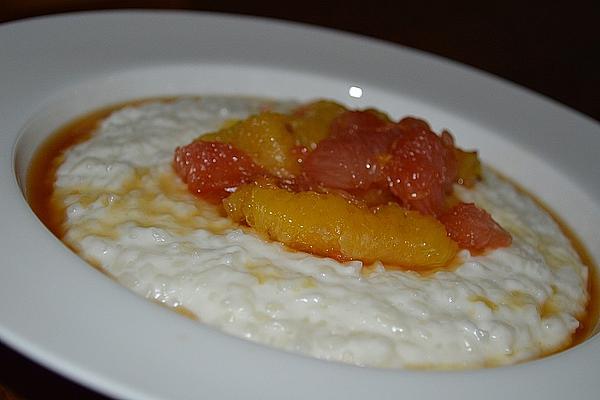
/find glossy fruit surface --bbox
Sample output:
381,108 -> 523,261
290,100 -> 347,150
386,122 -> 457,216
302,111 -> 395,190
173,141 -> 262,203
174,100 -> 511,264
200,112 -> 299,177
454,148 -> 482,187
439,202 -> 512,252
224,184 -> 458,268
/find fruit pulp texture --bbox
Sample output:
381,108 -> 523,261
173,100 -> 511,265
225,184 -> 458,268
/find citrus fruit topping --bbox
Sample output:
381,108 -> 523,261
302,111 -> 396,190
439,202 -> 512,252
330,110 -> 392,140
173,141 -> 263,203
440,129 -> 481,187
454,148 -> 482,187
290,100 -> 347,150
224,184 -> 458,268
173,100 -> 509,266
301,135 -> 388,190
199,112 -> 299,177
386,121 -> 457,216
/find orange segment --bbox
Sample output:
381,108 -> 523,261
441,130 -> 482,188
290,100 -> 347,150
224,184 -> 458,268
455,148 -> 482,187
199,112 -> 298,177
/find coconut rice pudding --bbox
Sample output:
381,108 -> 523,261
31,96 -> 591,369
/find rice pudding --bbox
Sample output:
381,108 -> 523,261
29,97 -> 591,369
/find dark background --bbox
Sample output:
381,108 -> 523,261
1,1 -> 598,399
3,0 -> 599,121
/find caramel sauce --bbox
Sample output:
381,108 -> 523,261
469,294 -> 499,311
537,203 -> 598,344
27,106 -> 106,239
25,98 -> 599,350
27,98 -> 174,238
493,171 -> 600,344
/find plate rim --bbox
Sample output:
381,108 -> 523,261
1,10 -> 599,400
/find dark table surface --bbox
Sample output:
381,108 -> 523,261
1,1 -> 598,399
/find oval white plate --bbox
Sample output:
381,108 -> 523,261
1,11 -> 599,400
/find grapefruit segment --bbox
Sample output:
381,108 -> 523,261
439,202 -> 512,252
302,110 -> 396,190
386,123 -> 457,216
173,141 -> 263,203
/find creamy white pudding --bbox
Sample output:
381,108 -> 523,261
46,97 -> 589,369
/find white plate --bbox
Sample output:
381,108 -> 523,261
1,11 -> 599,400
